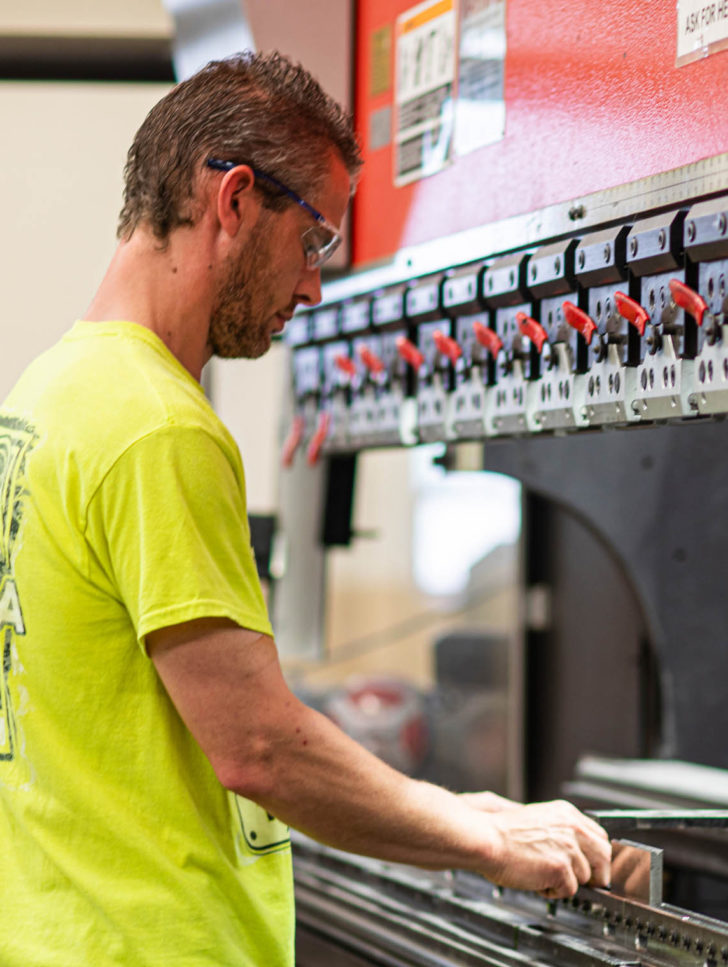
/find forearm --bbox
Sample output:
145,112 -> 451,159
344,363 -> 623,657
241,698 -> 500,873
150,620 -> 611,896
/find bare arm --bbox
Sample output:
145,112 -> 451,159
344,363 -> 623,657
148,618 -> 610,898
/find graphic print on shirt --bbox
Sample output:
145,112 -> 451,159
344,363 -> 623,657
0,416 -> 36,762
234,795 -> 290,855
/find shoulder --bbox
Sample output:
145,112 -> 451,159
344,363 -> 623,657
4,323 -> 242,510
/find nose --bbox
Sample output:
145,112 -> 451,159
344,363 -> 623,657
294,265 -> 323,307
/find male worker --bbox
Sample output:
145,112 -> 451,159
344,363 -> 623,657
0,52 -> 610,966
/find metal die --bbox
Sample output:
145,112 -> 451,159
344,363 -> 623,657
525,238 -> 578,299
527,295 -> 589,432
415,319 -> 456,443
581,284 -> 640,425
486,304 -> 533,436
626,210 -> 686,278
285,311 -> 313,349
574,225 -> 630,290
542,293 -> 592,374
482,250 -> 530,308
311,304 -> 340,343
583,344 -> 640,426
447,313 -> 492,440
694,256 -> 728,351
320,340 -> 355,451
282,346 -> 322,466
632,270 -> 696,420
688,257 -> 728,415
372,284 -> 407,328
291,345 -> 321,403
370,285 -> 417,445
442,262 -> 486,316
378,329 -> 417,446
528,346 -> 589,432
348,333 -> 410,449
691,322 -> 728,415
526,239 -> 592,430
683,196 -> 728,264
340,296 -> 372,336
346,334 -> 383,448
405,273 -> 444,324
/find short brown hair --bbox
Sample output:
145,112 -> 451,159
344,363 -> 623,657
118,50 -> 362,241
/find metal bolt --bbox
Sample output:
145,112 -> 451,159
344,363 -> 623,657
554,256 -> 561,274
509,270 -> 515,286
531,265 -> 537,280
578,250 -> 586,269
686,220 -> 696,242
658,229 -> 666,249
719,213 -> 727,235
629,237 -> 638,257
603,243 -> 611,263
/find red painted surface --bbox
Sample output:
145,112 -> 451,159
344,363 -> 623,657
353,0 -> 728,268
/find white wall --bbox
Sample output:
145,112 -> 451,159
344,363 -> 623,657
0,82 -> 172,402
0,1 -> 172,36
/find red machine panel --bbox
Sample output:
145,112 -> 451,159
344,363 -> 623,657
353,0 -> 728,268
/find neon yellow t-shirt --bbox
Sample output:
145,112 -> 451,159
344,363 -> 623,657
0,321 -> 293,966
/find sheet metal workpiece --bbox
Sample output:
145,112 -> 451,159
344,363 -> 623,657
294,835 -> 728,967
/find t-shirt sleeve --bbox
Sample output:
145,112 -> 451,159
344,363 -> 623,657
84,423 -> 273,650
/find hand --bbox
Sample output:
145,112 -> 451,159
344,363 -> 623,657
477,799 -> 611,899
459,791 -> 523,813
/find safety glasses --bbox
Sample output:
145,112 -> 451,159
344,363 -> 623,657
206,158 -> 342,269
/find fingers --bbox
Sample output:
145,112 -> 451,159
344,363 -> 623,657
545,800 -> 611,887
481,799 -> 612,899
541,825 -> 593,898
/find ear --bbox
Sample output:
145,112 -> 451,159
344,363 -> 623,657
215,164 -> 259,238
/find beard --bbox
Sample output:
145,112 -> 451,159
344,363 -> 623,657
208,221 -> 276,360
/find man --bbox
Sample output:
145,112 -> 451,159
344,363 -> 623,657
0,51 -> 610,966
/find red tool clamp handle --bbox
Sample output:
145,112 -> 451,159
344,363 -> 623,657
358,345 -> 385,374
334,353 -> 357,377
306,411 -> 331,466
281,414 -> 305,468
614,291 -> 650,337
563,301 -> 597,345
432,329 -> 463,364
396,335 -> 425,371
472,320 -> 503,357
516,312 -> 548,353
669,279 -> 708,326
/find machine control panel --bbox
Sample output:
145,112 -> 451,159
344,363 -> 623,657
283,194 -> 728,460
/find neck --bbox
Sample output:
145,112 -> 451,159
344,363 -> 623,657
83,223 -> 216,381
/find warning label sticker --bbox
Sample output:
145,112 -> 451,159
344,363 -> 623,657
394,0 -> 457,185
454,0 -> 506,156
677,0 -> 728,65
